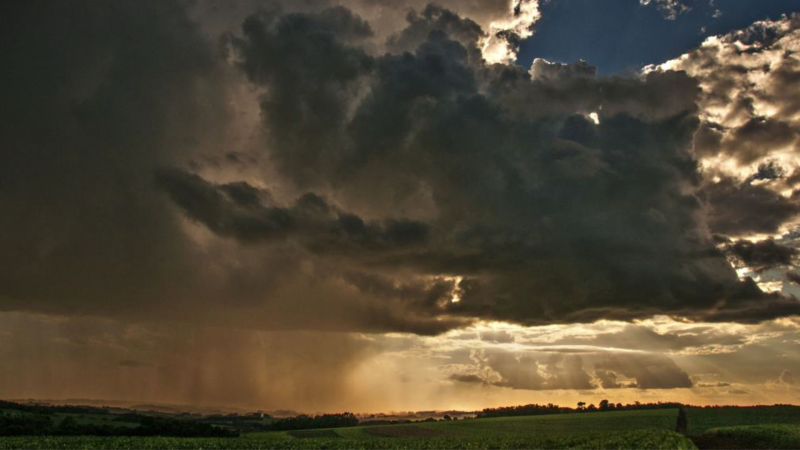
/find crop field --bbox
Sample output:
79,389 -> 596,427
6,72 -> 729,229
684,406 -> 800,435
693,424 -> 800,449
53,413 -> 139,428
0,409 -> 690,449
0,429 -> 696,450
3,406 -> 800,449
329,408 -> 679,439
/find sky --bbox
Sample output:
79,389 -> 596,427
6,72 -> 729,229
1,0 -> 800,414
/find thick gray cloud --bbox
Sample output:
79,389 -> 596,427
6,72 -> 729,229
594,354 -> 693,389
594,369 -> 623,389
212,5 -> 800,326
726,239 -> 799,273
0,0 -> 232,316
702,177 -> 800,236
155,168 -> 430,254
652,14 -> 800,240
0,0 -> 466,336
2,1 -> 800,338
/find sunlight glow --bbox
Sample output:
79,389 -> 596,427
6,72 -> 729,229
480,0 -> 541,64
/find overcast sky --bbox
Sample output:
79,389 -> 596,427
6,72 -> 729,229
1,0 -> 800,413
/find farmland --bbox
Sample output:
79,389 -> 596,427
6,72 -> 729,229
0,429 -> 696,450
685,406 -> 800,434
2,405 -> 800,449
694,424 -> 800,449
0,409 -> 690,449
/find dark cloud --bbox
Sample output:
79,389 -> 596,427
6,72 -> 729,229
223,5 -> 375,188
727,239 -> 799,273
0,0 -> 234,317
749,161 -> 785,183
0,0 -> 465,336
386,4 -> 485,58
3,1 -> 800,340
449,373 -> 488,385
211,5 -> 800,326
155,168 -> 430,255
480,330 -> 515,344
594,354 -> 693,389
724,117 -> 799,165
787,272 -> 800,285
702,177 -> 800,236
593,369 -> 622,389
665,13 -> 800,168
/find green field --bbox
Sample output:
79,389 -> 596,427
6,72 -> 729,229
685,406 -> 800,435
336,409 -> 678,439
4,406 -> 800,449
0,430 -> 695,450
0,409 -> 691,449
53,413 -> 139,428
693,424 -> 800,449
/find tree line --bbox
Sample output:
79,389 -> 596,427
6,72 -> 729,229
476,400 -> 686,419
0,412 -> 237,437
270,412 -> 359,431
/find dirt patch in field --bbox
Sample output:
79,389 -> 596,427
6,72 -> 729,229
363,425 -> 446,438
287,429 -> 341,438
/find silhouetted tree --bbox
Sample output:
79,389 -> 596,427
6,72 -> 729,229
676,408 -> 688,435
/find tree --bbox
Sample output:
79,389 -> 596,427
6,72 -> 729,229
599,399 -> 610,411
577,402 -> 586,411
676,408 -> 688,435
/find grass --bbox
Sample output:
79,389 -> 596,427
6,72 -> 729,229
285,430 -> 341,439
0,409 -> 688,449
6,406 -> 800,450
693,424 -> 800,449
0,430 -> 697,449
684,406 -> 800,435
6,406 -> 800,449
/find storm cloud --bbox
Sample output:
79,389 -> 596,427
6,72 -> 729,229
726,239 -> 799,273
654,14 -> 800,238
2,1 -> 800,338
